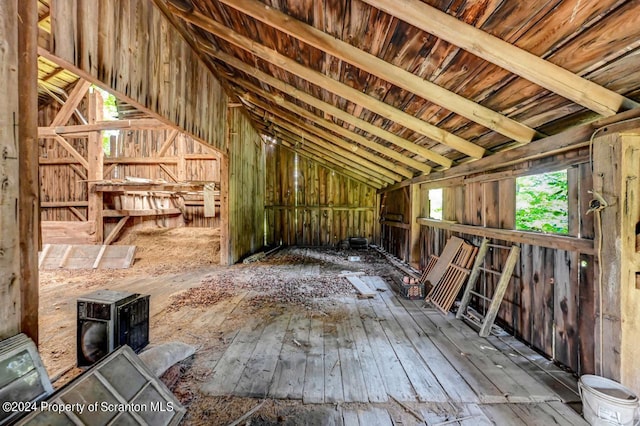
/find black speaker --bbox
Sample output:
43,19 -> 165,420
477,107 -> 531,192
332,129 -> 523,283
77,290 -> 149,367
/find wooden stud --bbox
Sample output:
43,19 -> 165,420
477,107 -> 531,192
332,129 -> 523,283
592,131 -> 640,389
103,216 -> 130,245
156,129 -> 179,157
50,135 -> 90,170
417,218 -> 594,254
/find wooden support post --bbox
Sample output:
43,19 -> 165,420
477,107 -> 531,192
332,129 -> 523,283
220,103 -> 232,265
1,0 -> 21,340
409,183 -> 426,268
87,92 -> 104,243
18,0 -> 40,343
219,152 -> 231,265
177,136 -> 187,182
592,130 -> 640,393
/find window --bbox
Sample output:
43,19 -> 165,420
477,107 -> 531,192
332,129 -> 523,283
428,188 -> 443,220
515,170 -> 568,234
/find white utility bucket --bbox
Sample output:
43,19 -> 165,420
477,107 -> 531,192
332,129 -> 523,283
579,375 -> 639,425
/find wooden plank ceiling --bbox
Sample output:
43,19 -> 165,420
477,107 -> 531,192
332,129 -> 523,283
38,0 -> 640,187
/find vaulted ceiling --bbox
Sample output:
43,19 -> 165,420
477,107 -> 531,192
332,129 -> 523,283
38,0 -> 640,187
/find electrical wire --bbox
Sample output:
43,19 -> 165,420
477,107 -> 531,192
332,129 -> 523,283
588,127 -> 605,376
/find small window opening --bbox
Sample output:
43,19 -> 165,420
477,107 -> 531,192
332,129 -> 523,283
428,188 -> 443,220
516,170 -> 568,234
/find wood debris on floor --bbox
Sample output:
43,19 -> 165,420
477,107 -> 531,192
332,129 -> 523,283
39,246 -> 587,425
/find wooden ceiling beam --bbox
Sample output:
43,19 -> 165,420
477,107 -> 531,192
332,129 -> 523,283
218,0 -> 538,144
205,47 -> 452,168
262,130 -> 385,188
247,109 -> 397,184
169,6 -> 486,159
362,0 -> 639,117
247,101 -> 409,181
234,79 -> 432,174
275,130 -> 388,187
256,120 -> 391,186
254,109 -> 404,183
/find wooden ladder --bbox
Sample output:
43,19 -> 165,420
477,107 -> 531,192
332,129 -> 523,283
456,238 -> 521,337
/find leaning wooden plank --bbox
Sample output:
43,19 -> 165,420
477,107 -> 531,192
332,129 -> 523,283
38,244 -> 52,269
424,236 -> 464,287
479,246 -> 521,337
345,276 -> 377,298
92,245 -> 108,269
103,215 -> 130,245
427,241 -> 478,314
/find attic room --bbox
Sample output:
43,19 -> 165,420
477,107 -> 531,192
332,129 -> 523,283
1,0 -> 640,424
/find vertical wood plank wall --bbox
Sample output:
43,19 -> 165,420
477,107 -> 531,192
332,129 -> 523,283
382,151 -> 597,375
225,108 -> 265,263
47,0 -> 226,151
0,0 -> 21,340
265,145 -> 376,247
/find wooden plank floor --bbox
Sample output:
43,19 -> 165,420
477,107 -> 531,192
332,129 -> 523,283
199,275 -> 587,425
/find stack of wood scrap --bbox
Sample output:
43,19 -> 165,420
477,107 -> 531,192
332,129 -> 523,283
423,237 -> 478,314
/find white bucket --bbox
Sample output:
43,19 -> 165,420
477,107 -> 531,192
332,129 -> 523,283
579,375 -> 640,425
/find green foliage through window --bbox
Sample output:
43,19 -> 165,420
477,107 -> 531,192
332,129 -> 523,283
515,170 -> 568,234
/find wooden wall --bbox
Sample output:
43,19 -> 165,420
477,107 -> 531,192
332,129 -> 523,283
45,0 -> 227,151
265,144 -> 376,247
42,0 -> 266,264
385,149 -> 597,375
222,107 -> 265,263
38,102 -> 221,235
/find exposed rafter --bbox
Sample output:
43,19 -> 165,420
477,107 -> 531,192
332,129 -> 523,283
204,46 -> 453,168
252,118 -> 391,186
361,0 -> 639,117
217,0 -> 538,144
244,102 -> 405,182
168,6 -> 487,159
233,78 -> 432,174
258,128 -> 385,188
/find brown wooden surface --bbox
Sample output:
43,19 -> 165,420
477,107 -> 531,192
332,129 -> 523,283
265,145 -> 375,247
408,148 -> 597,374
19,0 -> 41,344
1,0 -> 21,340
41,221 -> 95,245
